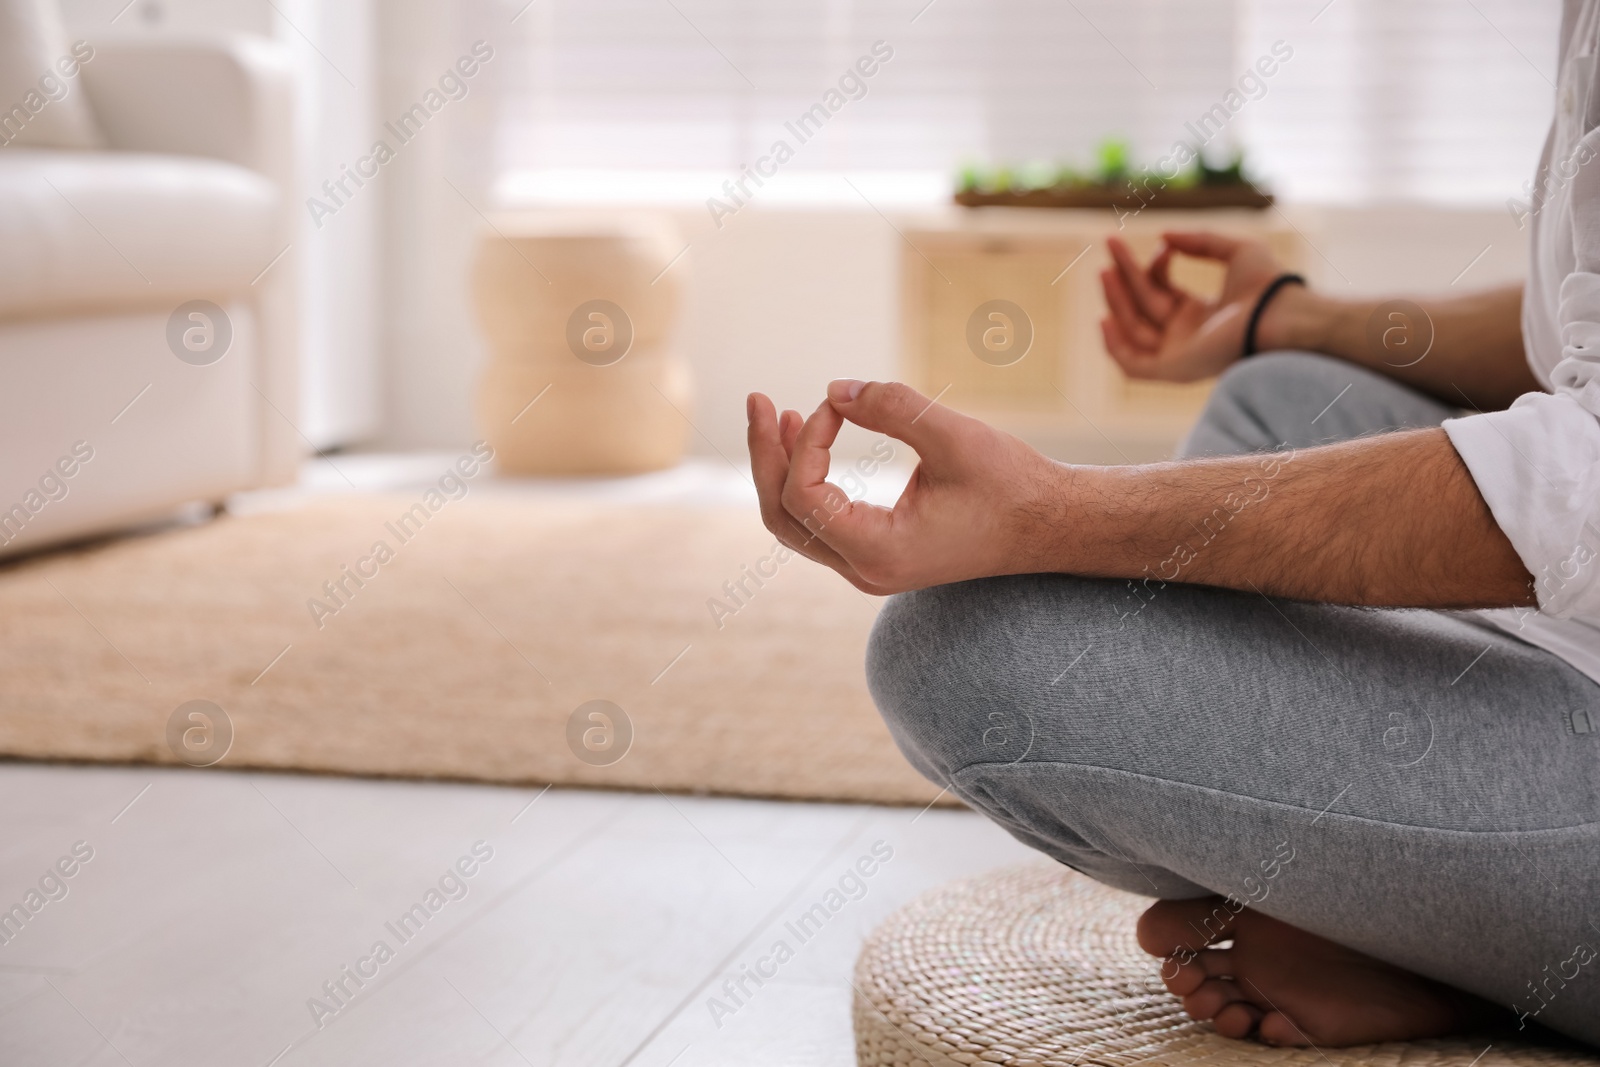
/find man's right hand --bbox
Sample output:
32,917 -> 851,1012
1099,231 -> 1290,383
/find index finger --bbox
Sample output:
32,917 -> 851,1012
748,393 -> 878,582
1149,244 -> 1175,291
1107,237 -> 1177,323
780,399 -> 858,544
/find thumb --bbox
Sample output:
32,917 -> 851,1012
826,380 -> 962,461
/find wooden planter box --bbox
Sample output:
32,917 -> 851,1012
954,185 -> 1274,210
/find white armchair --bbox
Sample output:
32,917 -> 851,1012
0,30 -> 300,557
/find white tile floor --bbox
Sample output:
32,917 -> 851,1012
0,763 -> 1037,1066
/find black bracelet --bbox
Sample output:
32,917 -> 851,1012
1242,273 -> 1306,359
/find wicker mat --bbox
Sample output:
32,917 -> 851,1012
853,864 -> 1600,1067
0,494 -> 945,806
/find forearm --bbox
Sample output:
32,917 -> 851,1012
1038,430 -> 1534,609
1257,284 -> 1539,411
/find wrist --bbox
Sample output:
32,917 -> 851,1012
1015,460 -> 1113,576
1254,283 -> 1339,354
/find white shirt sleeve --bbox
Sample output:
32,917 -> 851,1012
1442,173 -> 1600,620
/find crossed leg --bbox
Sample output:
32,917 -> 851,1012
865,354 -> 1600,1048
1160,351 -> 1508,1044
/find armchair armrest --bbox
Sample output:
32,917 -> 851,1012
80,34 -> 302,486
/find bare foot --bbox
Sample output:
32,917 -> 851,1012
1136,897 -> 1502,1046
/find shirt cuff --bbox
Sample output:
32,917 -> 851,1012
1442,392 -> 1600,619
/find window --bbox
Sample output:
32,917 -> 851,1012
486,0 -> 1561,206
1240,0 -> 1560,204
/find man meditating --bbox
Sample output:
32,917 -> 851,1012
746,12 -> 1600,1048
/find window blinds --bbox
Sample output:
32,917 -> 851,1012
486,0 -> 1561,205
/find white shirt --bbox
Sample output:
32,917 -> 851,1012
1441,0 -> 1600,685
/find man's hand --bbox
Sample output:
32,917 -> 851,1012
1100,232 -> 1287,382
747,380 -> 1067,594
748,379 -> 1534,609
1102,233 -> 1538,409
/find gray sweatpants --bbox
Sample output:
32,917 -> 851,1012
867,353 -> 1600,1046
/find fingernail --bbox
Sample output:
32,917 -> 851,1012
746,393 -> 756,420
828,379 -> 866,402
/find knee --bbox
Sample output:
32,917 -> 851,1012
1211,351 -> 1348,420
865,585 -> 965,786
1218,349 -> 1341,386
1183,352 -> 1352,457
865,575 -> 1105,786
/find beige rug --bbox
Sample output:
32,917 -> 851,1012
0,494 -> 946,806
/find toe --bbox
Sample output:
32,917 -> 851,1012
1162,948 -> 1235,997
1213,1001 -> 1264,1040
1162,954 -> 1207,996
1136,896 -> 1242,958
1182,978 -> 1245,1020
1258,1011 -> 1311,1047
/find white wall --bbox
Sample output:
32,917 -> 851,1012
279,0 -> 380,448
667,209 -> 902,468
375,199 -> 1530,467
1289,205 -> 1529,296
372,0 -> 500,455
